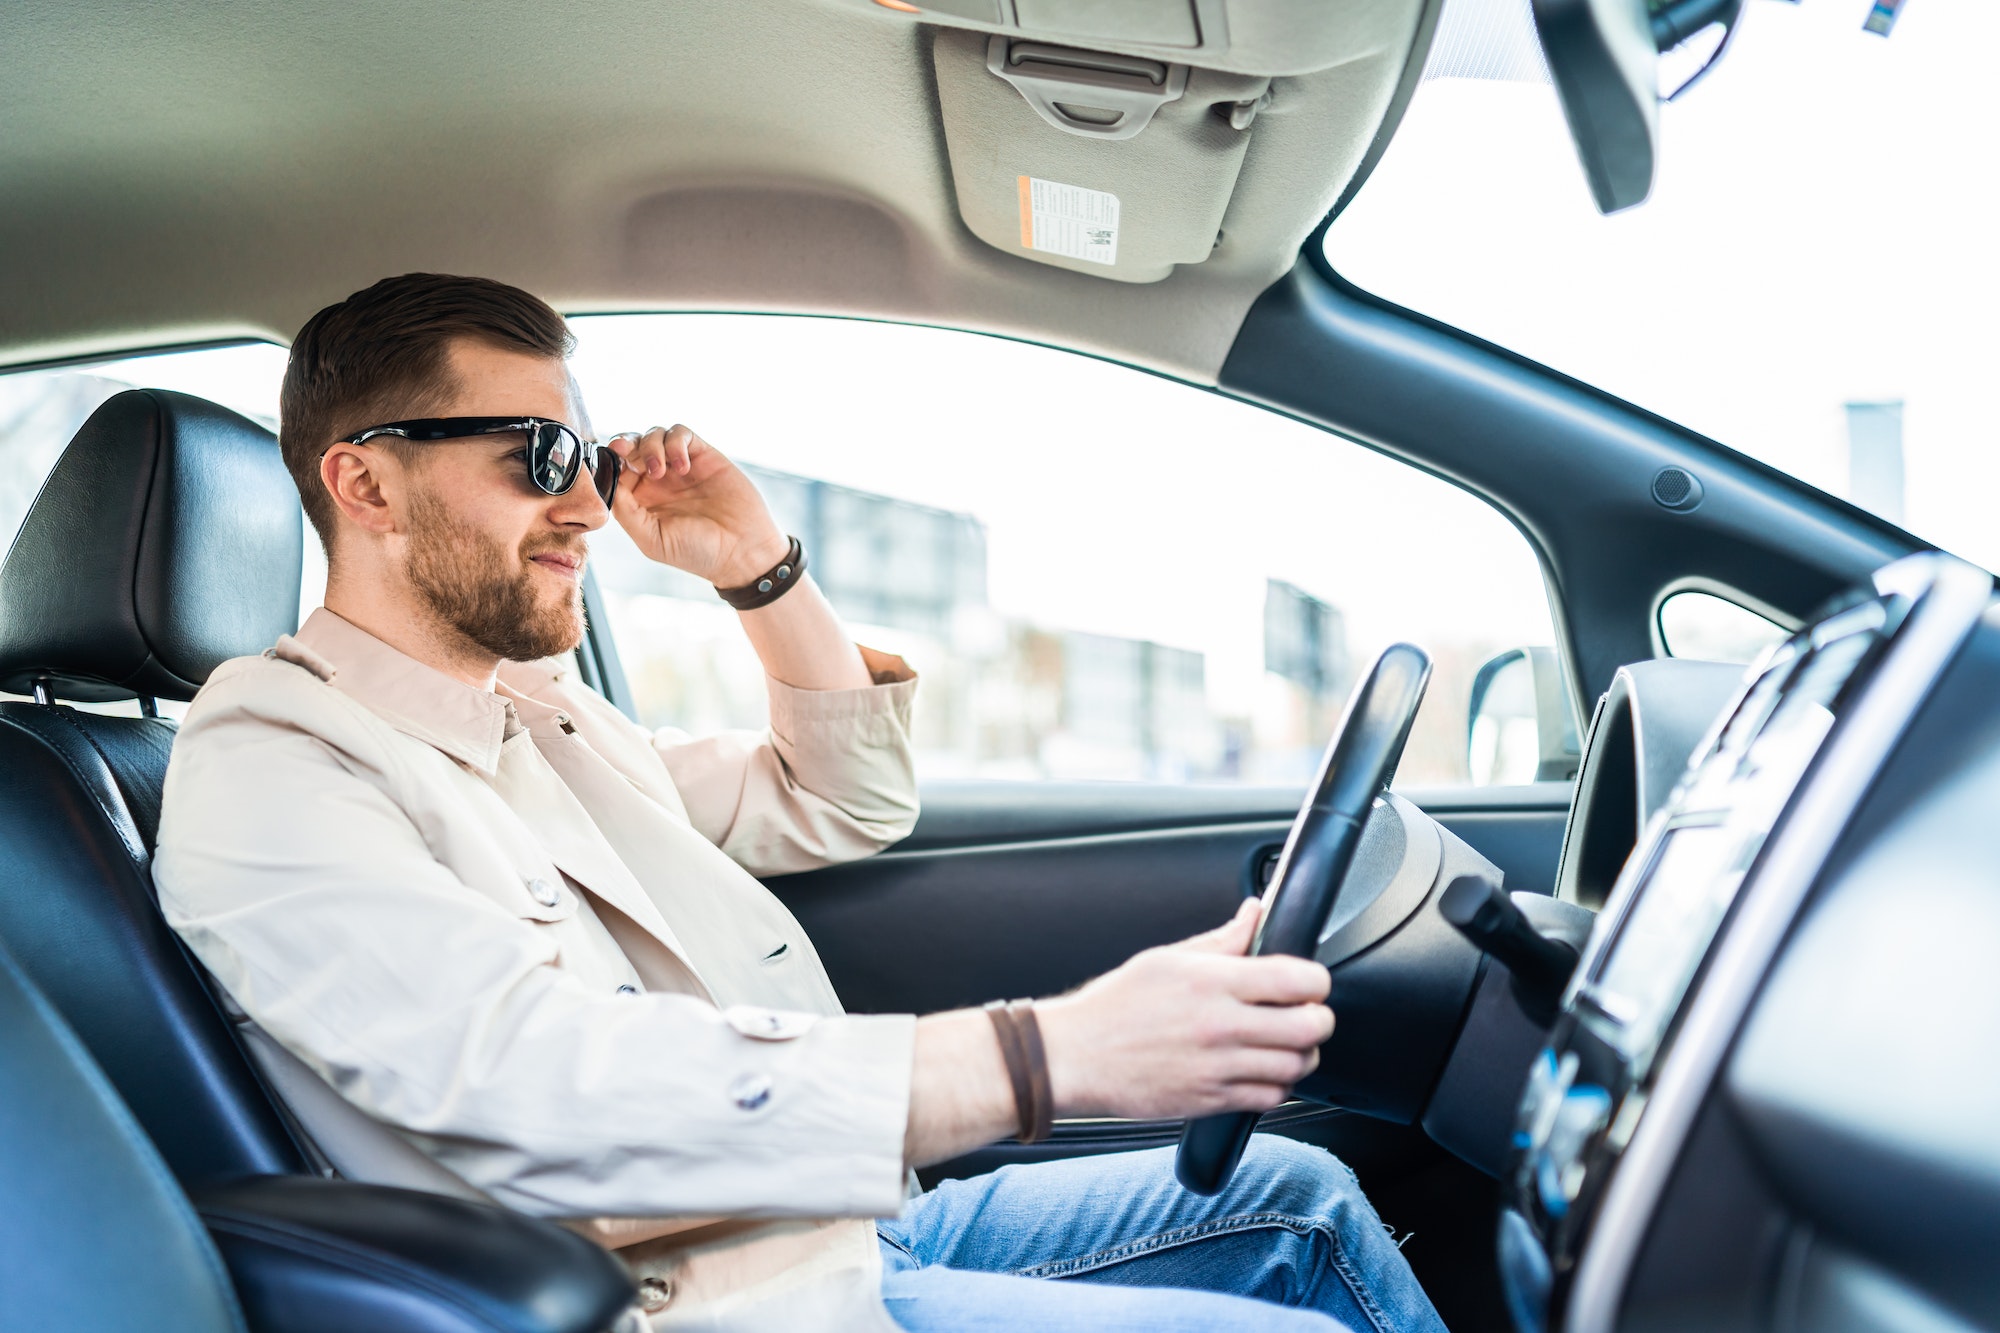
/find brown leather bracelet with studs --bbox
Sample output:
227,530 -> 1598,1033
715,535 -> 807,611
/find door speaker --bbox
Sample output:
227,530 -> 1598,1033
1651,467 -> 1703,511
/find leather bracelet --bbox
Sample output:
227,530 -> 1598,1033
1010,1000 -> 1054,1143
983,999 -> 1054,1144
715,536 -> 806,611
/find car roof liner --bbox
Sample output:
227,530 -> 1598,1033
0,0 -> 1425,384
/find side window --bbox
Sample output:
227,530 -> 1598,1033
1,344 -> 287,551
0,344 -> 290,715
572,316 -> 1562,788
1657,590 -> 1788,665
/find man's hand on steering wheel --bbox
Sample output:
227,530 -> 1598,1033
1034,899 -> 1335,1120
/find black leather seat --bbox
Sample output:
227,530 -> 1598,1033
0,389 -> 635,1333
0,926 -> 635,1333
0,933 -> 246,1331
0,388 -> 309,1184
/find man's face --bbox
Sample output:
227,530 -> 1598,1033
398,339 -> 609,663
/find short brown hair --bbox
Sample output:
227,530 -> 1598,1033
280,273 -> 574,549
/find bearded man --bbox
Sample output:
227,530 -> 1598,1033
153,273 -> 1443,1333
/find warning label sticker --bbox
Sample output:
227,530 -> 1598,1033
1019,176 -> 1120,266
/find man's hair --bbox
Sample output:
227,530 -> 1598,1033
280,273 -> 575,549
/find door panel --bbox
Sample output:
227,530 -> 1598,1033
771,820 -> 1279,1018
767,779 -> 1571,1018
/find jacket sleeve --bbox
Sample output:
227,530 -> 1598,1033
647,646 -> 922,877
152,677 -> 915,1221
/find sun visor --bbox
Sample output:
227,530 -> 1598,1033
832,0 -> 1406,79
934,30 -> 1269,283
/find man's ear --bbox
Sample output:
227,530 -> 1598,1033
321,443 -> 403,536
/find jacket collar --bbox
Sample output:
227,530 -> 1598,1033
288,609 -> 516,775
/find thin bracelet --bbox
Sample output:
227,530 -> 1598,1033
715,535 -> 807,611
1008,999 -> 1054,1143
984,999 -> 1054,1143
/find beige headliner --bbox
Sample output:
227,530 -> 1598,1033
0,0 -> 1426,383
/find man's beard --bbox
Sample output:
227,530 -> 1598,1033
405,489 -> 586,663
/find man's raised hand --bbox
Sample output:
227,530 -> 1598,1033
605,425 -> 789,587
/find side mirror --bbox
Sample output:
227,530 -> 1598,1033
1467,647 -> 1581,785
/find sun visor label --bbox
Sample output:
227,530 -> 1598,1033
1018,176 -> 1120,266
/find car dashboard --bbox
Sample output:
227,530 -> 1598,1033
1503,553 -> 2000,1333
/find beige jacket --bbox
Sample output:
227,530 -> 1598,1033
153,609 -> 923,1328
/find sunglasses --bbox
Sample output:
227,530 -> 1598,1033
340,417 -> 623,504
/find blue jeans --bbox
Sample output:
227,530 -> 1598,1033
877,1136 -> 1447,1332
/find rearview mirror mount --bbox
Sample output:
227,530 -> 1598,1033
1530,0 -> 1745,214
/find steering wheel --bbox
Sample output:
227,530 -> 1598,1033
1175,642 -> 1432,1195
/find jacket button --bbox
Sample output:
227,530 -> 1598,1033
526,877 -> 561,907
730,1074 -> 773,1111
637,1276 -> 673,1312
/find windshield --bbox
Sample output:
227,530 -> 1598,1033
1324,0 -> 1998,574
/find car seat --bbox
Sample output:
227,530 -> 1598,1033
0,924 -> 636,1333
0,388 -> 637,1333
0,929 -> 246,1331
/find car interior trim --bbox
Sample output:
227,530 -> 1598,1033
576,569 -> 638,719
884,779 -> 1572,852
1553,658 -> 1746,910
1562,552 -> 1993,1333
1316,0 -> 1445,223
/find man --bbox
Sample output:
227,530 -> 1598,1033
155,274 -> 1444,1332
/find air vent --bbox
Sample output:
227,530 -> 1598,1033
1651,467 -> 1703,512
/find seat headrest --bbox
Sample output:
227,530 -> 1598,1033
0,389 -> 303,703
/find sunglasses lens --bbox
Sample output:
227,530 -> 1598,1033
591,448 -> 623,505
531,424 -> 581,493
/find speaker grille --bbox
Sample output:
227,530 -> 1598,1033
1652,467 -> 1700,510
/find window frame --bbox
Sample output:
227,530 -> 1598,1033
1649,577 -> 1798,662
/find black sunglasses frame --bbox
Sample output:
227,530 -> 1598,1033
340,416 -> 623,504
